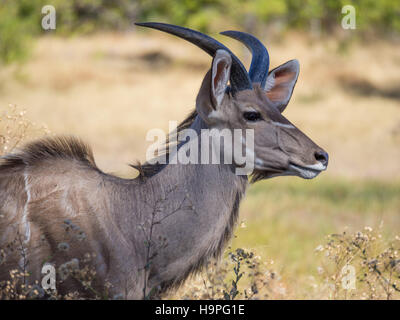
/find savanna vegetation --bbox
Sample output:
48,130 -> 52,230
0,1 -> 399,299
1,0 -> 400,64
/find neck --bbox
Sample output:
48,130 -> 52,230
126,115 -> 248,292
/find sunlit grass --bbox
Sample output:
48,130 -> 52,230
232,176 -> 400,298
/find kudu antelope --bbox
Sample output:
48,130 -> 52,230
0,22 -> 328,299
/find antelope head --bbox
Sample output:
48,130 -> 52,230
136,23 -> 328,181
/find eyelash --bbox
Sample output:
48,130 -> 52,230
243,111 -> 262,122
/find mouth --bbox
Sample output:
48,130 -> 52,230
288,162 -> 327,179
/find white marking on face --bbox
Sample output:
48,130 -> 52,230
242,106 -> 258,112
271,121 -> 295,129
289,161 -> 327,179
303,162 -> 327,171
208,110 -> 223,120
289,164 -> 320,179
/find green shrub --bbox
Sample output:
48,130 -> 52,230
0,0 -> 42,64
0,0 -> 399,64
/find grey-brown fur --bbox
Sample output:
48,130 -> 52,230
0,124 -> 246,298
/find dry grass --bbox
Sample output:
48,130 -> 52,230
0,104 -> 50,155
171,227 -> 400,300
168,247 -> 287,300
0,220 -> 114,300
316,227 -> 400,300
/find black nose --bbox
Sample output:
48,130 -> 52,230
314,151 -> 329,166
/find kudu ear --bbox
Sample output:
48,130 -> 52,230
263,59 -> 299,113
210,49 -> 232,108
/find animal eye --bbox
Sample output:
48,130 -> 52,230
243,111 -> 262,122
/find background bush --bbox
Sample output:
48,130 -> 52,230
0,0 -> 399,64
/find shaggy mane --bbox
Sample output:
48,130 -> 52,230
131,109 -> 198,178
0,136 -> 97,170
